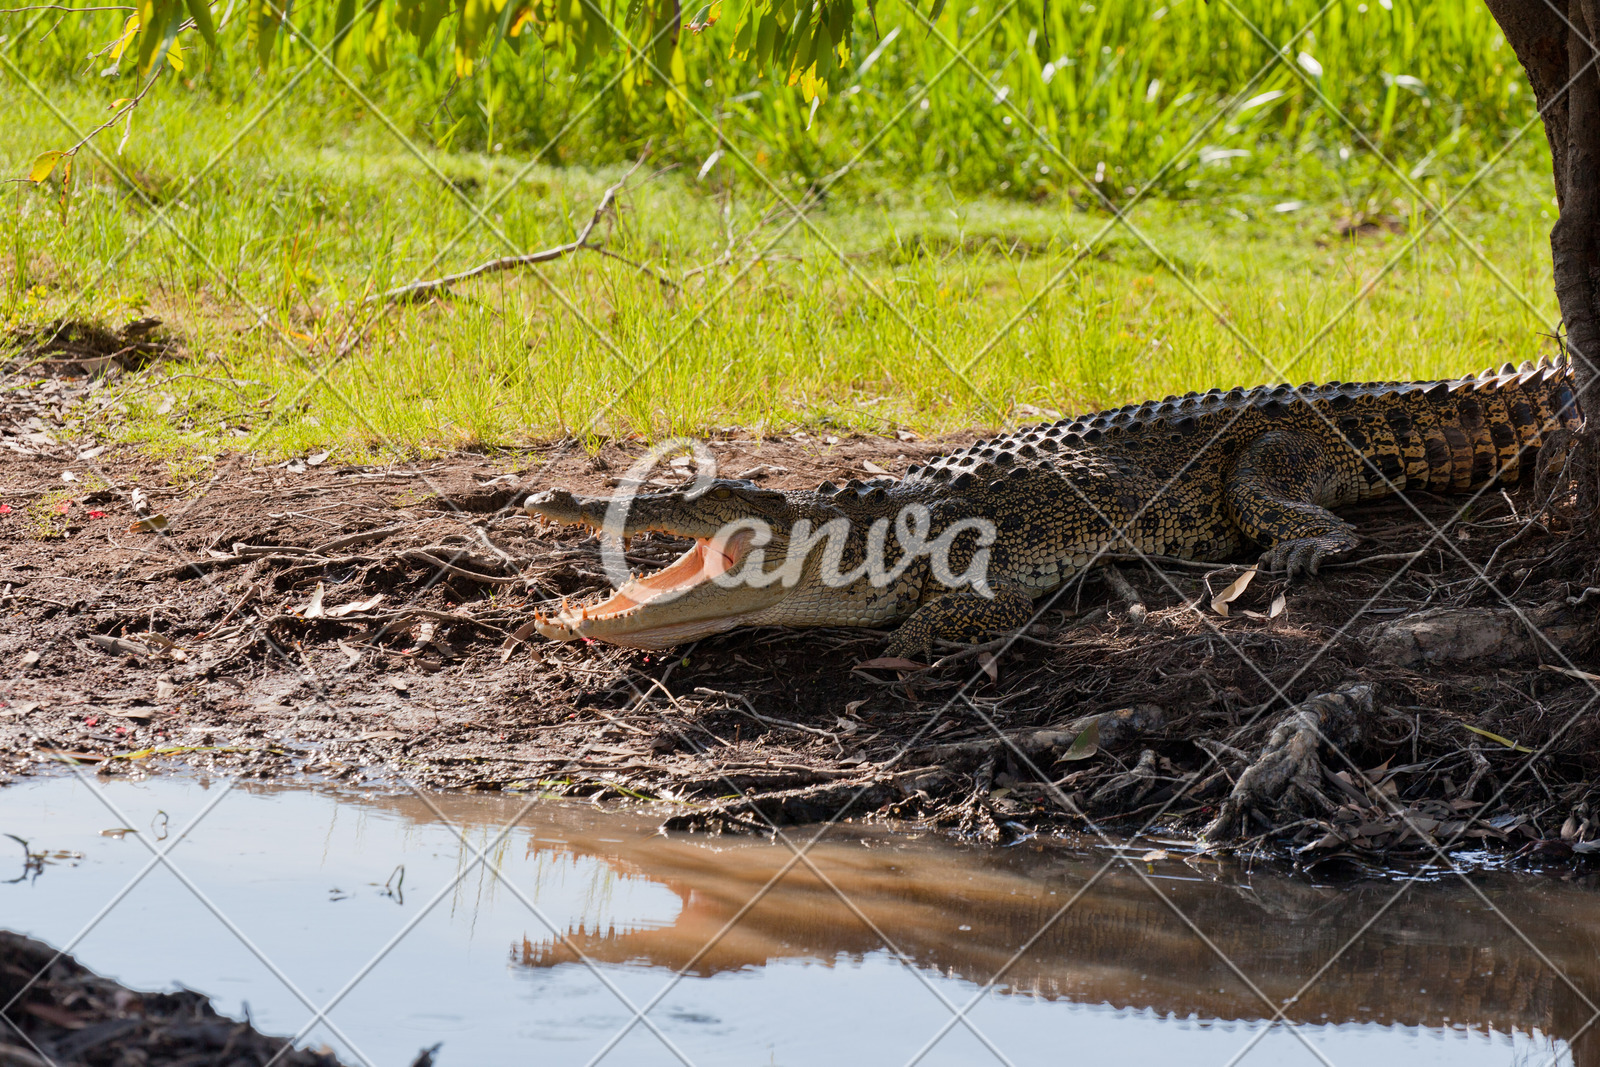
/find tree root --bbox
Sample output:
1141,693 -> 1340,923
1087,748 -> 1161,813
661,778 -> 902,832
1361,604 -> 1585,667
1202,683 -> 1372,842
1101,565 -> 1147,625
916,705 -> 1165,767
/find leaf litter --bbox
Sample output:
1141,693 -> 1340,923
2,385 -> 1600,867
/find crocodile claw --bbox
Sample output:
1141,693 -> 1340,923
1258,533 -> 1359,580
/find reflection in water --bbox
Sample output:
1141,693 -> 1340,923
3,775 -> 1597,1066
510,819 -> 1600,1062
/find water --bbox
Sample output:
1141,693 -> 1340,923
2,773 -> 1595,1067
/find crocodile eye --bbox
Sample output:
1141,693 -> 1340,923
714,487 -> 732,499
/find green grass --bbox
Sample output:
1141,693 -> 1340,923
2,0 -> 1537,199
0,0 -> 1567,465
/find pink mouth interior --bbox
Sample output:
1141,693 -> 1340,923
558,531 -> 748,624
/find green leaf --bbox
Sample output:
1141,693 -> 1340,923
184,0 -> 218,50
1460,723 -> 1534,754
755,11 -> 775,63
1058,720 -> 1100,761
333,0 -> 357,65
416,0 -> 446,48
248,0 -> 282,69
135,0 -> 168,75
365,1 -> 392,71
729,13 -> 753,58
28,151 -> 65,183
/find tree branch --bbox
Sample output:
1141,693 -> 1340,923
369,153 -> 674,304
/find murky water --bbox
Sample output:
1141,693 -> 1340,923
3,774 -> 1597,1067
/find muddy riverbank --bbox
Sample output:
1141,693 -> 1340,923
4,354 -> 1600,864
0,927 -> 365,1067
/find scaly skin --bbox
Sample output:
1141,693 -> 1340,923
525,357 -> 1582,657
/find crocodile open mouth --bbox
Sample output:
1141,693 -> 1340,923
532,527 -> 763,647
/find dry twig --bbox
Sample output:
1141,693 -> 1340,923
370,154 -> 672,304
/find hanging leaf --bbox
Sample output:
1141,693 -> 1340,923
28,151 -> 65,183
665,41 -> 689,125
135,0 -> 183,76
247,0 -> 282,70
415,0 -> 447,47
365,0 -> 393,71
184,0 -> 218,51
109,13 -> 141,62
333,0 -> 358,65
57,157 -> 73,225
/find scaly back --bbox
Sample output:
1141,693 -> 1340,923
905,356 -> 1583,496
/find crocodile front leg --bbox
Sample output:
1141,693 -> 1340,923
1224,430 -> 1361,578
884,582 -> 1035,661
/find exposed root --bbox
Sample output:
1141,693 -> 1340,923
1202,683 -> 1371,842
1100,565 -> 1148,625
1088,748 -> 1161,814
661,779 -> 902,832
1362,604 -> 1587,667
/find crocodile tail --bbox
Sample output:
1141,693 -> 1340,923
1434,355 -> 1583,491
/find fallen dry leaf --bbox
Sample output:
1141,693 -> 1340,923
854,656 -> 927,672
327,593 -> 384,618
1211,567 -> 1257,616
35,748 -> 108,763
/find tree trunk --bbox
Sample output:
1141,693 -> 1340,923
1486,0 -> 1600,518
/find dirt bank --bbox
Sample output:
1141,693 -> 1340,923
4,349 -> 1600,866
0,928 -> 376,1066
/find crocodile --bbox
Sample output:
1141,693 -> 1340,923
525,357 -> 1582,656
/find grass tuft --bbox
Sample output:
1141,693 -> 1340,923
0,1 -> 1562,465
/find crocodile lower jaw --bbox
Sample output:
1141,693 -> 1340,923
532,611 -> 757,649
534,533 -> 772,647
